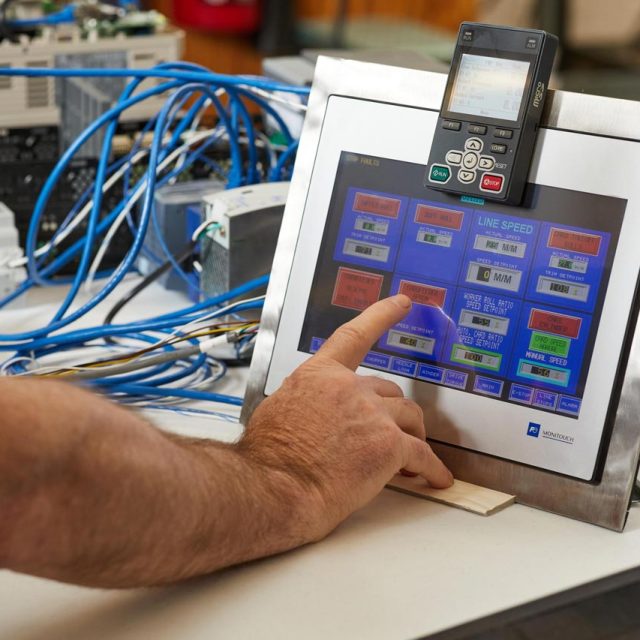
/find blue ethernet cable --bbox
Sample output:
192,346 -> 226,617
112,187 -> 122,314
135,276 -> 268,324
8,332 -> 215,394
5,125 -> 256,324
144,61 -> 296,145
102,385 -> 243,406
115,71 -> 215,237
0,62 -> 303,406
37,125 -> 224,297
48,81 -> 189,326
125,59 -> 309,108
25,79 -> 182,287
234,86 -> 294,145
37,84 -> 266,291
226,86 -> 259,184
51,68 -> 193,322
136,82 -> 243,278
91,360 -> 184,387
50,141 -> 141,322
96,352 -> 208,388
0,63 -> 298,356
135,81 -> 247,296
20,64 -> 297,289
269,140 -> 299,182
0,66 -> 311,96
8,4 -> 76,27
119,92 -> 222,268
11,331 -> 239,403
26,65 -> 221,291
131,353 -> 212,387
19,329 -> 178,363
3,300 -> 260,406
38,149 -> 142,271
139,353 -> 223,388
141,83 -> 266,287
21,82 -> 224,332
4,292 -> 266,354
2,125 -> 229,311
122,128 -> 229,291
31,327 -> 219,391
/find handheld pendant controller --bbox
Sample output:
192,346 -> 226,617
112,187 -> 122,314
426,22 -> 558,205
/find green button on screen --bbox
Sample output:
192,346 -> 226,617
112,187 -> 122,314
529,331 -> 570,357
430,165 -> 450,182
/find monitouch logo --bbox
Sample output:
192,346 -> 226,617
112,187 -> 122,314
542,430 -> 575,445
527,421 -> 575,445
527,422 -> 540,437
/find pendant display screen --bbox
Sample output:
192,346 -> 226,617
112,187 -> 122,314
448,54 -> 530,122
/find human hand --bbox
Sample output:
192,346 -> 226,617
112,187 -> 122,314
239,294 -> 454,542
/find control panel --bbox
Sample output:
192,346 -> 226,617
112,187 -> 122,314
302,153 -> 620,425
256,56 -> 640,527
260,90 -> 635,482
426,22 -> 558,205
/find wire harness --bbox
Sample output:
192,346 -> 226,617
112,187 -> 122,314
0,61 -> 308,409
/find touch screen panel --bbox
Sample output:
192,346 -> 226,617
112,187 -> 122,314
298,152 -> 624,424
263,95 -> 639,482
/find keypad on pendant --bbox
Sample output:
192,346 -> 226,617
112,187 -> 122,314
427,124 -> 509,192
431,136 -> 504,191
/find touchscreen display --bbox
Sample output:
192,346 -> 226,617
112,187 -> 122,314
298,152 -> 625,420
448,54 -> 530,121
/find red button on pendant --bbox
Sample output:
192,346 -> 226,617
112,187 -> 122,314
481,174 -> 503,192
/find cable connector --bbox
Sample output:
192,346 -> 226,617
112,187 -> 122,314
199,330 -> 243,354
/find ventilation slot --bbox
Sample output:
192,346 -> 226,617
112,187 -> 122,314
27,61 -> 50,108
133,53 -> 156,66
0,65 -> 11,90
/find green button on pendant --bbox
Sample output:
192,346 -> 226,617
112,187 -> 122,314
430,165 -> 450,182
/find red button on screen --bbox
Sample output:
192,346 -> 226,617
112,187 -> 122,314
547,228 -> 601,256
399,280 -> 447,308
481,174 -> 503,192
414,204 -> 464,230
331,267 -> 383,311
528,308 -> 582,339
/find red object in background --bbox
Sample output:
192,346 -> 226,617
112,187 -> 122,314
173,0 -> 262,34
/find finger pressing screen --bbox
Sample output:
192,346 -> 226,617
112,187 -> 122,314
317,295 -> 412,371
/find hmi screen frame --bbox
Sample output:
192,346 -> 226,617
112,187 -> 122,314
242,57 -> 640,531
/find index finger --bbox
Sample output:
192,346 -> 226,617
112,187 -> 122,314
317,294 -> 412,370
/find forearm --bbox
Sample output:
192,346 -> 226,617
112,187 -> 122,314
0,296 -> 453,588
0,379 -> 305,588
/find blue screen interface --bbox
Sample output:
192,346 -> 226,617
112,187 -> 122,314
299,152 -> 626,419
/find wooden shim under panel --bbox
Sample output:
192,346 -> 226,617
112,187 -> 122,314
387,475 -> 516,516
